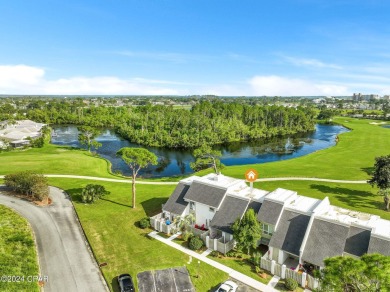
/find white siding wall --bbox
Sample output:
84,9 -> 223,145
271,247 -> 279,262
278,250 -> 288,265
224,232 -> 233,241
195,202 -> 216,227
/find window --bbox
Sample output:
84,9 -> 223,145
190,202 -> 195,210
209,207 -> 215,212
262,223 -> 274,236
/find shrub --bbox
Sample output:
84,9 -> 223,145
210,250 -> 219,257
182,230 -> 193,241
250,251 -> 262,266
188,235 -> 204,250
285,278 -> 298,291
81,184 -> 110,203
226,250 -> 237,257
255,266 -> 261,274
139,217 -> 150,229
4,171 -> 49,201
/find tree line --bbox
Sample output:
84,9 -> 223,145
2,99 -> 317,149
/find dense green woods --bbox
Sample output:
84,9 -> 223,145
116,102 -> 316,148
1,98 -> 316,148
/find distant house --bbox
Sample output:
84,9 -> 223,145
0,120 -> 46,148
151,174 -> 390,270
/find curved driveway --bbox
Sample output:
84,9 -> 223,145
0,186 -> 107,292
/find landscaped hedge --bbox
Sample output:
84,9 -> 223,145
188,235 -> 203,250
285,278 -> 298,291
139,217 -> 150,229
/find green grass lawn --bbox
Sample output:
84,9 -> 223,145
208,253 -> 272,285
48,178 -> 227,292
0,144 -> 117,178
200,117 -> 390,180
0,205 -> 40,292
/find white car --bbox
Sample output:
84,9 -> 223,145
217,280 -> 238,292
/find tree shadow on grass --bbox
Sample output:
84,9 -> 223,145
361,167 -> 374,176
310,184 -> 382,210
141,197 -> 168,217
101,198 -> 131,208
64,188 -> 83,202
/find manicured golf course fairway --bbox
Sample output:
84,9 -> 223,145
1,116 -> 390,291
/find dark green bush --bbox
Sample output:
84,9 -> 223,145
188,235 -> 203,250
210,250 -> 219,257
139,217 -> 150,229
285,278 -> 298,291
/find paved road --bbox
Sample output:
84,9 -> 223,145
0,186 -> 108,292
0,174 -> 368,184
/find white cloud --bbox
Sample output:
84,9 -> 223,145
249,75 -> 350,96
282,56 -> 342,69
0,65 -> 45,87
0,65 -> 183,95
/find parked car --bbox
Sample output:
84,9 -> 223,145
118,274 -> 134,292
217,280 -> 238,292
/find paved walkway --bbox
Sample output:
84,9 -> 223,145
267,275 -> 280,288
201,248 -> 213,257
148,231 -> 278,292
0,186 -> 108,292
0,174 -> 367,184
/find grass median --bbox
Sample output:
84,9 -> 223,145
0,205 -> 40,292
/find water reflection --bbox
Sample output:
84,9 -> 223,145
51,124 -> 348,178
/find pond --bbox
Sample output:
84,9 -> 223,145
51,124 -> 348,178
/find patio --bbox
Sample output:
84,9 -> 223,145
283,256 -> 299,271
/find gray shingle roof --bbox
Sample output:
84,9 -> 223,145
302,218 -> 349,267
247,200 -> 262,214
210,196 -> 249,234
162,183 -> 190,215
269,210 -> 310,256
367,236 -> 390,256
183,181 -> 227,208
257,199 -> 284,225
344,226 -> 371,256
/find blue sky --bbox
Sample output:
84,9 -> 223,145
1,0 -> 390,96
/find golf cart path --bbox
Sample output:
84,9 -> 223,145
0,174 -> 368,184
0,186 -> 108,292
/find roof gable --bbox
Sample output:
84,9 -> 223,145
210,196 -> 249,234
162,183 -> 190,215
269,210 -> 310,256
302,218 -> 349,267
183,181 -> 227,208
257,199 -> 284,225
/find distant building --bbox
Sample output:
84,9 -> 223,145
353,93 -> 380,101
0,120 -> 46,148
